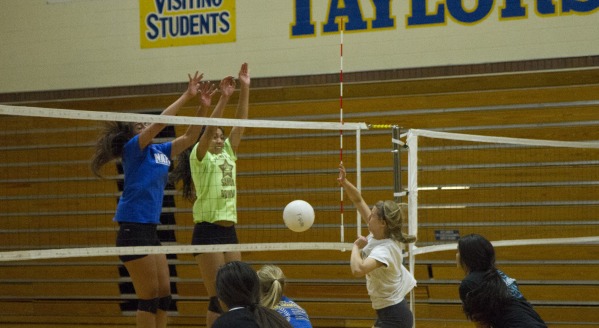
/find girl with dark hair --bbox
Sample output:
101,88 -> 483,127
214,261 -> 293,328
90,72 -> 216,328
337,163 -> 417,328
457,234 -> 547,327
170,63 -> 250,327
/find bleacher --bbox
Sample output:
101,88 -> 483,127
1,68 -> 598,327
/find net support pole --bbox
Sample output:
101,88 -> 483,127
406,130 -> 419,327
392,126 -> 402,202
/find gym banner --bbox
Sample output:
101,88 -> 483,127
291,0 -> 599,37
140,0 -> 236,49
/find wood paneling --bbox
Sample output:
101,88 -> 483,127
1,68 -> 599,328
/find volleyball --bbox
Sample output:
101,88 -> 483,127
283,200 -> 315,232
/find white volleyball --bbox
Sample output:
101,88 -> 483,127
283,200 -> 315,232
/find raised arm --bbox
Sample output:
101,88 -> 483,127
195,76 -> 236,161
171,81 -> 217,157
337,163 -> 371,224
138,71 -> 203,149
228,62 -> 250,153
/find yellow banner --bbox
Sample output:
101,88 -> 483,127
140,0 -> 236,49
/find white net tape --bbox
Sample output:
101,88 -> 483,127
0,104 -> 367,261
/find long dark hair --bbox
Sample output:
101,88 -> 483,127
169,144 -> 197,201
91,121 -> 135,178
458,234 -> 511,325
216,261 -> 293,328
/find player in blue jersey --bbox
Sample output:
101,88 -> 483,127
90,71 -> 221,328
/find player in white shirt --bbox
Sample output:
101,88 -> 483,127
338,163 -> 417,328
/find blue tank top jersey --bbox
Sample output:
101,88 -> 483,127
113,135 -> 172,224
274,296 -> 313,328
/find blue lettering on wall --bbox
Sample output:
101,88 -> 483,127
407,0 -> 445,26
536,0 -> 556,15
219,11 -> 230,33
501,0 -> 527,19
145,11 -> 230,40
447,0 -> 494,24
371,0 -> 395,29
290,0 -> 599,35
563,0 -> 599,13
323,0 -> 367,33
292,0 -> 315,37
155,0 -> 166,15
146,14 -> 160,39
154,0 -> 225,15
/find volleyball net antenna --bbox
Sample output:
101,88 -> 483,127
0,105 -> 367,262
402,128 -> 599,258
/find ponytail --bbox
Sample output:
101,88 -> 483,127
376,201 -> 416,244
169,146 -> 195,201
169,126 -> 206,201
257,265 -> 286,309
462,269 -> 511,325
458,234 -> 512,326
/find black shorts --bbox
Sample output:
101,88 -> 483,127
191,222 -> 238,255
116,222 -> 161,262
374,299 -> 413,328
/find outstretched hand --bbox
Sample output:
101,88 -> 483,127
198,81 -> 217,107
186,71 -> 204,98
219,76 -> 236,98
238,62 -> 250,87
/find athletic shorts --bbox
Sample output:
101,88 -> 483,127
191,222 -> 238,255
374,299 -> 413,328
116,222 -> 161,262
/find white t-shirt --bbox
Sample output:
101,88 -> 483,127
361,234 -> 417,309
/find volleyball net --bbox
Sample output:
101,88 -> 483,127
0,104 -> 368,261
3,103 -> 598,264
403,128 -> 599,258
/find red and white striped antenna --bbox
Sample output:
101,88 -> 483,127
339,17 -> 345,243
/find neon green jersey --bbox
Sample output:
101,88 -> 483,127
190,138 -> 237,224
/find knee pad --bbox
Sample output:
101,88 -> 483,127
158,295 -> 172,311
137,298 -> 159,313
208,296 -> 223,314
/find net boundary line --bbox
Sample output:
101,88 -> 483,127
408,129 -> 599,149
409,236 -> 599,255
2,237 -> 597,261
0,242 -> 354,262
0,105 -> 368,131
